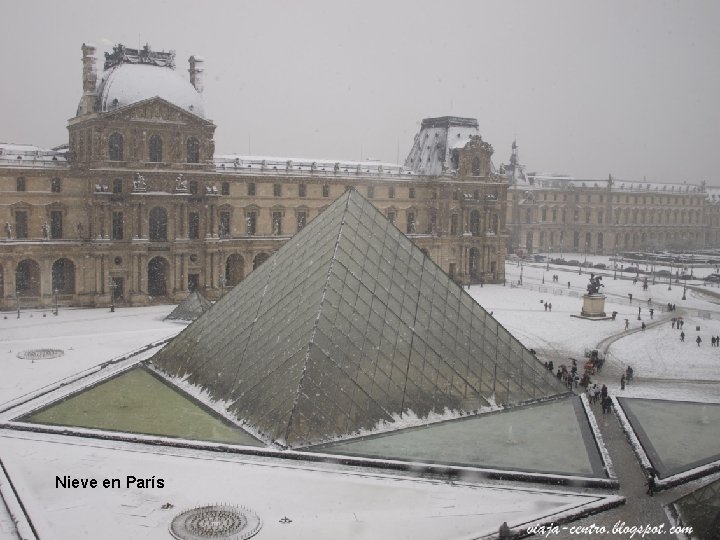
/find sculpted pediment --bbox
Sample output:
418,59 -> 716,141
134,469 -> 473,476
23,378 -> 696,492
102,97 -> 212,127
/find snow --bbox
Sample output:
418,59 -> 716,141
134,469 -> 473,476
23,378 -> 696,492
0,257 -> 718,537
97,64 -> 204,118
0,432 -> 619,540
0,306 -> 184,409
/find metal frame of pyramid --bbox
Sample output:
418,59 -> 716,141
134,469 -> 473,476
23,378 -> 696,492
151,189 -> 568,448
165,290 -> 213,321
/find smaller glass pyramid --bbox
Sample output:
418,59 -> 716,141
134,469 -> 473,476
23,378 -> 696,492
22,367 -> 261,446
165,290 -> 212,321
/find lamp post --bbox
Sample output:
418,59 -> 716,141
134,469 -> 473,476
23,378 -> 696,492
546,244 -> 551,271
110,280 -> 116,312
519,260 -> 524,285
15,292 -> 20,319
53,288 -> 59,316
220,275 -> 227,298
614,248 -> 618,280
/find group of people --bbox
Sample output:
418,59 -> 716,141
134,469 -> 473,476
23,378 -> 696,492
550,274 -> 560,283
543,301 -> 553,311
587,383 -> 613,413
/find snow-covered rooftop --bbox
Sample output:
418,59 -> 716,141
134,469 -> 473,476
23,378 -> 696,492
95,63 -> 204,118
0,143 -> 67,168
214,154 -> 407,177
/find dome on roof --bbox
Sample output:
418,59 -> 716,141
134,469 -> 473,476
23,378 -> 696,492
94,63 -> 204,118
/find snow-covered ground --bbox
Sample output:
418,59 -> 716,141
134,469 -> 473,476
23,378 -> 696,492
0,305 -> 182,409
476,255 -> 720,403
0,258 -> 717,539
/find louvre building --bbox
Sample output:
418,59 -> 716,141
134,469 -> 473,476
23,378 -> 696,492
0,43 -> 507,309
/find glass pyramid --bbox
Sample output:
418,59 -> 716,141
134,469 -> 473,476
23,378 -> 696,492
22,367 -> 261,446
671,478 -> 720,538
617,398 -> 720,478
152,189 -> 568,448
313,395 -> 606,477
165,290 -> 213,321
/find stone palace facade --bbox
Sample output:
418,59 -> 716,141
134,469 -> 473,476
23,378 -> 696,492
0,44 -> 507,309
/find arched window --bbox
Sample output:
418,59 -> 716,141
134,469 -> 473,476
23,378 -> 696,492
149,207 -> 168,241
225,254 -> 245,286
149,135 -> 163,162
147,257 -> 169,296
52,258 -> 75,294
16,259 -> 41,296
187,137 -> 200,163
471,157 -> 481,176
109,133 -> 124,161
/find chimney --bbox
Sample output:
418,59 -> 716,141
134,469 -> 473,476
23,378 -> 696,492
79,43 -> 97,115
188,55 -> 204,93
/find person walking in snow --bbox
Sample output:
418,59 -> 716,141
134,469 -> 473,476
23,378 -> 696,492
548,302 -> 552,311
498,521 -> 511,539
649,308 -> 654,319
641,322 -> 646,331
680,331 -> 685,342
620,374 -> 626,390
696,335 -> 702,347
625,319 -> 630,330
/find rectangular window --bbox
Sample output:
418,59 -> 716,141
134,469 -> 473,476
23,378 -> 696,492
15,211 -> 28,239
367,185 -> 374,199
219,211 -> 230,238
573,209 -> 579,222
409,187 -> 416,199
50,211 -> 63,239
51,177 -> 62,193
113,179 -> 123,194
272,211 -> 282,235
388,186 -> 395,199
450,214 -> 458,235
297,211 -> 306,232
406,212 -> 415,234
112,211 -> 124,240
298,183 -> 306,197
273,183 -> 282,197
221,182 -> 230,195
16,177 -> 26,192
585,209 -> 591,223
598,210 -> 604,224
189,212 -> 200,239
248,183 -> 256,196
322,184 -> 330,197
387,211 -> 395,226
247,211 -> 256,235
552,208 -> 557,222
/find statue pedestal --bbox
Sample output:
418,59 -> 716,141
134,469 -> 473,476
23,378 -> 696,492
572,293 -> 611,320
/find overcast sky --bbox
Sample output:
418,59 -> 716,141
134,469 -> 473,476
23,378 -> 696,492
2,0 -> 719,183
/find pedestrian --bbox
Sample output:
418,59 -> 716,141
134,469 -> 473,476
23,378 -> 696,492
602,395 -> 611,414
628,293 -> 633,302
713,337 -> 717,348
601,384 -> 608,400
544,302 -> 548,311
641,322 -> 646,331
673,303 -> 676,311
680,331 -> 685,342
548,302 -> 552,311
649,308 -> 654,319
697,335 -> 702,347
611,311 -> 617,320
620,374 -> 626,390
646,474 -> 656,497
499,521 -> 511,540
672,318 -> 676,329
625,319 -> 630,330
548,360 -> 554,372
568,281 -> 571,289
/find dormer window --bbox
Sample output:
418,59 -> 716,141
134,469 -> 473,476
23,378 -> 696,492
471,157 -> 481,176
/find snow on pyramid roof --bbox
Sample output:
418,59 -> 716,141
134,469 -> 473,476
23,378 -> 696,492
151,189 -> 567,448
165,290 -> 213,321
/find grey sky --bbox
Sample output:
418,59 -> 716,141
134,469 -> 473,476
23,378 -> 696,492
2,0 -> 719,183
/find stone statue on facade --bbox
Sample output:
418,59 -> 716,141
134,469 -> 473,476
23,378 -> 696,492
4,222 -> 12,239
133,173 -> 147,192
175,173 -> 188,192
42,222 -> 50,239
